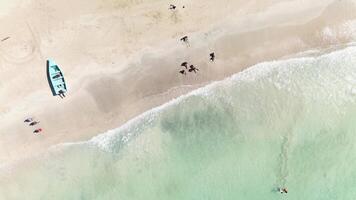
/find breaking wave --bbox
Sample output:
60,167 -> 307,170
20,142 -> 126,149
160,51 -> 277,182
2,45 -> 356,200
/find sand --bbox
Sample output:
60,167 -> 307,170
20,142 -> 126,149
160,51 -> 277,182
0,0 -> 356,165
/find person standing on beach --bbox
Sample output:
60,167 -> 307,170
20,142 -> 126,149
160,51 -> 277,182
179,69 -> 186,75
169,4 -> 176,10
210,52 -> 215,61
188,65 -> 199,73
181,62 -> 188,69
180,36 -> 188,43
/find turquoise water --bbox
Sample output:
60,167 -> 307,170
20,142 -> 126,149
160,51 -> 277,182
2,46 -> 356,199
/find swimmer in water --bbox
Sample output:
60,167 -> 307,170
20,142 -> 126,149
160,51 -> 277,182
278,187 -> 288,194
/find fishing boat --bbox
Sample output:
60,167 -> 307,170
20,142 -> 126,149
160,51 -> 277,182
46,59 -> 67,96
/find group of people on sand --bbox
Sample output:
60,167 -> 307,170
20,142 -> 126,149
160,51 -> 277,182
178,35 -> 216,76
169,4 -> 185,10
24,118 -> 42,134
179,62 -> 199,75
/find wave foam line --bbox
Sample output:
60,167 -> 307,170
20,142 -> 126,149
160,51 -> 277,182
55,44 -> 356,152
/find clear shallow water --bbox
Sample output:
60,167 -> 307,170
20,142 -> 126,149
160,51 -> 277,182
2,47 -> 356,199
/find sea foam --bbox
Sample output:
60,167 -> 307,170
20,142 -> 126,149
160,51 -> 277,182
55,44 -> 356,153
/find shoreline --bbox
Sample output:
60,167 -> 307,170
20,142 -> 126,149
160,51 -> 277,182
1,0 -> 356,165
80,42 -> 356,148
1,42 -> 355,171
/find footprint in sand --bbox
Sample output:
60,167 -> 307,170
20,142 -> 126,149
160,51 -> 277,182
0,22 -> 38,64
0,40 -> 37,64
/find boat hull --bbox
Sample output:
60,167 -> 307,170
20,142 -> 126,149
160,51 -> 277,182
46,59 -> 67,96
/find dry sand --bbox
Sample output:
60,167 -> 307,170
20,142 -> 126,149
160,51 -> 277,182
1,0 -> 356,165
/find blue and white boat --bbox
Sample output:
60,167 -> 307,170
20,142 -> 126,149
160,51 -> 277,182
46,59 -> 67,96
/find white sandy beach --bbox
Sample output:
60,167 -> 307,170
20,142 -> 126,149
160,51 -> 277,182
1,0 -> 356,165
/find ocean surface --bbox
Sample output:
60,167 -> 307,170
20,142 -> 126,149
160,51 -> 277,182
1,46 -> 356,199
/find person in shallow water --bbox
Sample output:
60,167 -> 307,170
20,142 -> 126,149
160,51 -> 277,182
278,187 -> 288,194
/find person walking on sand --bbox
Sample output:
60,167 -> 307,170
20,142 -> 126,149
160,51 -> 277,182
179,69 -> 186,75
188,65 -> 199,73
180,36 -> 188,43
181,62 -> 188,69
